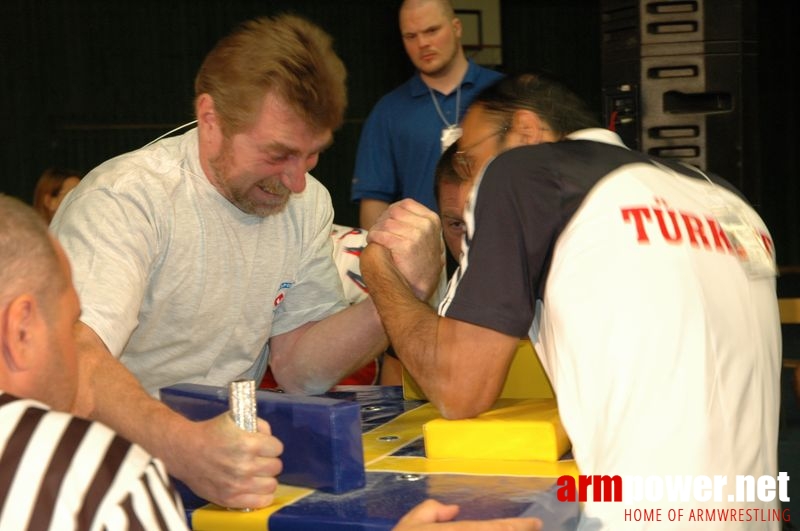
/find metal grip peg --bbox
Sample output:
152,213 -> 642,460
229,379 -> 257,433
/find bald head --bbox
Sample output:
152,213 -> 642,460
398,0 -> 464,81
0,195 -> 64,309
0,195 -> 81,412
400,0 -> 455,19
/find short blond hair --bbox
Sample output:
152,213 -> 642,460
195,14 -> 348,136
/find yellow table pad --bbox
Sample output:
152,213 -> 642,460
423,398 -> 570,462
191,484 -> 314,531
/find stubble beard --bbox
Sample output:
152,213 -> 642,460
209,141 -> 291,217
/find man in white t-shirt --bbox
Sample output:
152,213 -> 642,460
51,15 -> 440,510
363,73 -> 781,530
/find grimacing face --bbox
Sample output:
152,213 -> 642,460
207,93 -> 332,217
400,1 -> 462,78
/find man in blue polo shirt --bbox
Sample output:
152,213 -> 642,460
351,0 -> 503,229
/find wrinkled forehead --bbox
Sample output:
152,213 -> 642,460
245,91 -> 334,153
439,179 -> 472,209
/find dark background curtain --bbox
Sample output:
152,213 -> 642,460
0,0 -> 796,263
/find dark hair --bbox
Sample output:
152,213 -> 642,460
433,142 -> 464,203
195,14 -> 348,136
472,72 -> 600,140
32,167 -> 84,222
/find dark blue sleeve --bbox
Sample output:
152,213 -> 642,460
351,100 -> 398,203
442,146 -> 564,337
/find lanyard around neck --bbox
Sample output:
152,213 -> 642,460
428,84 -> 461,128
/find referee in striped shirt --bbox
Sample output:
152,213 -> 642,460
0,195 -> 188,530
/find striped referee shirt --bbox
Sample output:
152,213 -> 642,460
0,392 -> 188,530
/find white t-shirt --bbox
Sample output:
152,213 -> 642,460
441,129 -> 781,530
52,129 -> 347,396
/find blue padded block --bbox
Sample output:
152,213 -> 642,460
269,471 -> 580,531
159,383 -> 366,495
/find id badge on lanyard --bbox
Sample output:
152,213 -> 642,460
441,125 -> 462,152
430,84 -> 462,153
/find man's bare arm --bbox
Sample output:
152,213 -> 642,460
360,242 -> 518,419
271,199 -> 445,394
393,499 -> 542,531
268,298 -> 389,394
359,198 -> 390,229
73,323 -> 283,509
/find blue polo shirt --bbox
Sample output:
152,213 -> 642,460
351,61 -> 504,212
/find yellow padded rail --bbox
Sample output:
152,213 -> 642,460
423,398 -> 570,462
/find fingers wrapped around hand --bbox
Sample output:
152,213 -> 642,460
366,199 -> 444,300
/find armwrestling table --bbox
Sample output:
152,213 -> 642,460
160,384 -> 580,531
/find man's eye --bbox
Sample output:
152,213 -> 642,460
448,221 -> 465,232
266,154 -> 289,164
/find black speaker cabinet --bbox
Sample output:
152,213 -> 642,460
601,0 -> 758,198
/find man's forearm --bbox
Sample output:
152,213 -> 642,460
269,299 -> 390,394
362,244 -> 518,419
359,199 -> 390,230
73,323 -> 194,462
73,322 -> 285,510
360,245 -> 444,397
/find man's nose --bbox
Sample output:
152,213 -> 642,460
280,154 -> 317,193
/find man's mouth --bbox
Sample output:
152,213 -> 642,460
256,183 -> 289,202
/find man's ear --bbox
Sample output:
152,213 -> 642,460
1,294 -> 39,372
42,194 -> 59,216
511,110 -> 552,145
196,94 -> 223,147
452,17 -> 462,40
